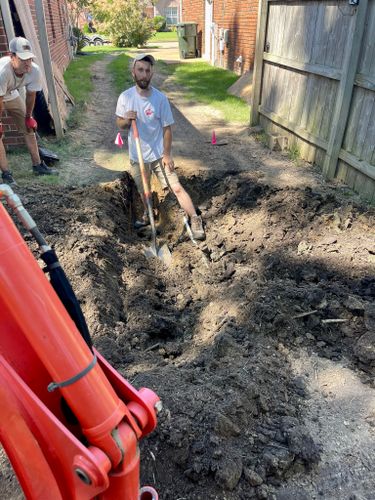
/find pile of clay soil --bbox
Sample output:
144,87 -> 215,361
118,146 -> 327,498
9,166 -> 373,499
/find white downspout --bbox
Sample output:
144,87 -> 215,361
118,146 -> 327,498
0,0 -> 15,41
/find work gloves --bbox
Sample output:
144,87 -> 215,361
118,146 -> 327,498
25,116 -> 37,131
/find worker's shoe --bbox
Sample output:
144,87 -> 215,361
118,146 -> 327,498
134,212 -> 150,229
190,215 -> 205,241
33,161 -> 58,176
1,170 -> 17,186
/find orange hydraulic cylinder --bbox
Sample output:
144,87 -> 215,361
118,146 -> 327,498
0,203 -> 128,465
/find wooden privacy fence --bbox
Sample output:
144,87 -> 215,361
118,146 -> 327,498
250,0 -> 375,203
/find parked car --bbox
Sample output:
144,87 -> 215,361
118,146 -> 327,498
82,34 -> 111,46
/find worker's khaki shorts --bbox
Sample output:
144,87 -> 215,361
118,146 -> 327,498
3,96 -> 34,136
130,158 -> 180,195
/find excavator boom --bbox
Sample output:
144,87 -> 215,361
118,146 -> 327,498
0,185 -> 159,499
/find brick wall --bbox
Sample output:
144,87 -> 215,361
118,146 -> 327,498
0,0 -> 72,147
182,0 -> 258,74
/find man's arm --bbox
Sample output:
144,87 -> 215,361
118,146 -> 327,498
25,91 -> 36,118
116,111 -> 137,130
162,125 -> 174,172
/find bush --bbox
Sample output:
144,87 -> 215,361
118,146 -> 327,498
72,27 -> 87,52
92,0 -> 155,48
153,15 -> 167,32
82,23 -> 90,34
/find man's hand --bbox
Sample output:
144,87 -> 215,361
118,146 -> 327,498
162,154 -> 175,173
124,111 -> 137,121
25,116 -> 37,131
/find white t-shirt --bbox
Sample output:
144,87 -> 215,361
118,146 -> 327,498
116,86 -> 174,163
0,56 -> 42,102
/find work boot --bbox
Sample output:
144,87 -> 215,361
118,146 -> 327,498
134,211 -> 150,229
1,170 -> 17,186
190,215 -> 205,241
33,160 -> 58,176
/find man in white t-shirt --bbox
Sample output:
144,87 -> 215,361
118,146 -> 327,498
0,37 -> 57,185
116,53 -> 205,241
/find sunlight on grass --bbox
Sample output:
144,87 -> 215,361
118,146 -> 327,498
150,31 -> 178,42
7,148 -> 60,187
64,53 -> 106,103
81,45 -> 130,54
160,61 -> 250,124
107,53 -> 133,94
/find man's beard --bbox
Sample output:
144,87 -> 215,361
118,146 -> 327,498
135,77 -> 151,90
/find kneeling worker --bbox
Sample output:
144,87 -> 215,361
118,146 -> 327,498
116,53 -> 205,241
0,36 -> 57,185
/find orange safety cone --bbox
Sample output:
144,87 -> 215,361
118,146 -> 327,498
211,130 -> 217,145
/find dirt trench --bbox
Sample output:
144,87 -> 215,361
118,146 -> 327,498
1,54 -> 375,500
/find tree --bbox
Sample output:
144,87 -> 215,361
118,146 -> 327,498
66,0 -> 93,28
92,0 -> 155,47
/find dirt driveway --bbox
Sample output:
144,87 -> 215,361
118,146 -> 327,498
1,46 -> 375,499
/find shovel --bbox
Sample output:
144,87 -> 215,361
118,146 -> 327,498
159,162 -> 211,268
131,120 -> 172,265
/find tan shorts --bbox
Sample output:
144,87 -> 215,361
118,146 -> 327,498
3,96 -> 34,136
130,158 -> 180,195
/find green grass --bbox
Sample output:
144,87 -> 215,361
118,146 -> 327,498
150,31 -> 178,42
64,53 -> 106,102
107,53 -> 133,94
81,45 -> 129,54
160,61 -> 250,123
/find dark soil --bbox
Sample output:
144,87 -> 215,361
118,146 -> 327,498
1,53 -> 374,499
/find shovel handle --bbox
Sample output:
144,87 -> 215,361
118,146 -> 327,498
131,120 -> 152,202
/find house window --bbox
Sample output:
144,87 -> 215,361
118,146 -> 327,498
163,7 -> 178,25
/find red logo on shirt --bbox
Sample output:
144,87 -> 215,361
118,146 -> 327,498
145,108 -> 153,116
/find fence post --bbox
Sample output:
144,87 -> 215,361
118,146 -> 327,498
34,0 -> 64,139
322,0 -> 368,179
250,0 -> 268,126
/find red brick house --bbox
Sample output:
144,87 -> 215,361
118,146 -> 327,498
146,1 -> 181,26
0,0 -> 73,146
181,0 -> 258,74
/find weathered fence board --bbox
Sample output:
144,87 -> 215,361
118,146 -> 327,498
251,0 -> 375,203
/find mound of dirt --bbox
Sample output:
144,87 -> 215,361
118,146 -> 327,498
7,167 -> 373,499
2,52 -> 374,500
228,70 -> 253,103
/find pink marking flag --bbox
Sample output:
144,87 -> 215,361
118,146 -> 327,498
115,132 -> 124,147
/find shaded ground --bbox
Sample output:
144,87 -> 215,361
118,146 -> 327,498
1,52 -> 375,499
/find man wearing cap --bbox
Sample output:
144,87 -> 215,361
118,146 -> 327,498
116,53 -> 205,241
0,36 -> 57,185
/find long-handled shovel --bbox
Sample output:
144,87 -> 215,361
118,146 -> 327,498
131,120 -> 172,265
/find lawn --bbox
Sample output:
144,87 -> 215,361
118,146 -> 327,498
160,61 -> 250,124
150,31 -> 178,42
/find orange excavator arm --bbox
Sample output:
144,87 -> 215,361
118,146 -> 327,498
0,185 -> 160,499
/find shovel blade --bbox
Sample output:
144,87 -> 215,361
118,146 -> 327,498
144,243 -> 172,266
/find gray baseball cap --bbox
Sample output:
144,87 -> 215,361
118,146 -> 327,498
132,53 -> 155,67
9,37 -> 35,60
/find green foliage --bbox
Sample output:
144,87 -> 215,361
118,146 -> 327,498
254,132 -> 268,147
82,23 -> 90,34
153,15 -> 167,32
288,144 -> 301,162
66,0 -> 92,28
72,27 -> 87,52
92,0 -> 155,47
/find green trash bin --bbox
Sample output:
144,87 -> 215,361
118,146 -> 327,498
176,22 -> 198,59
